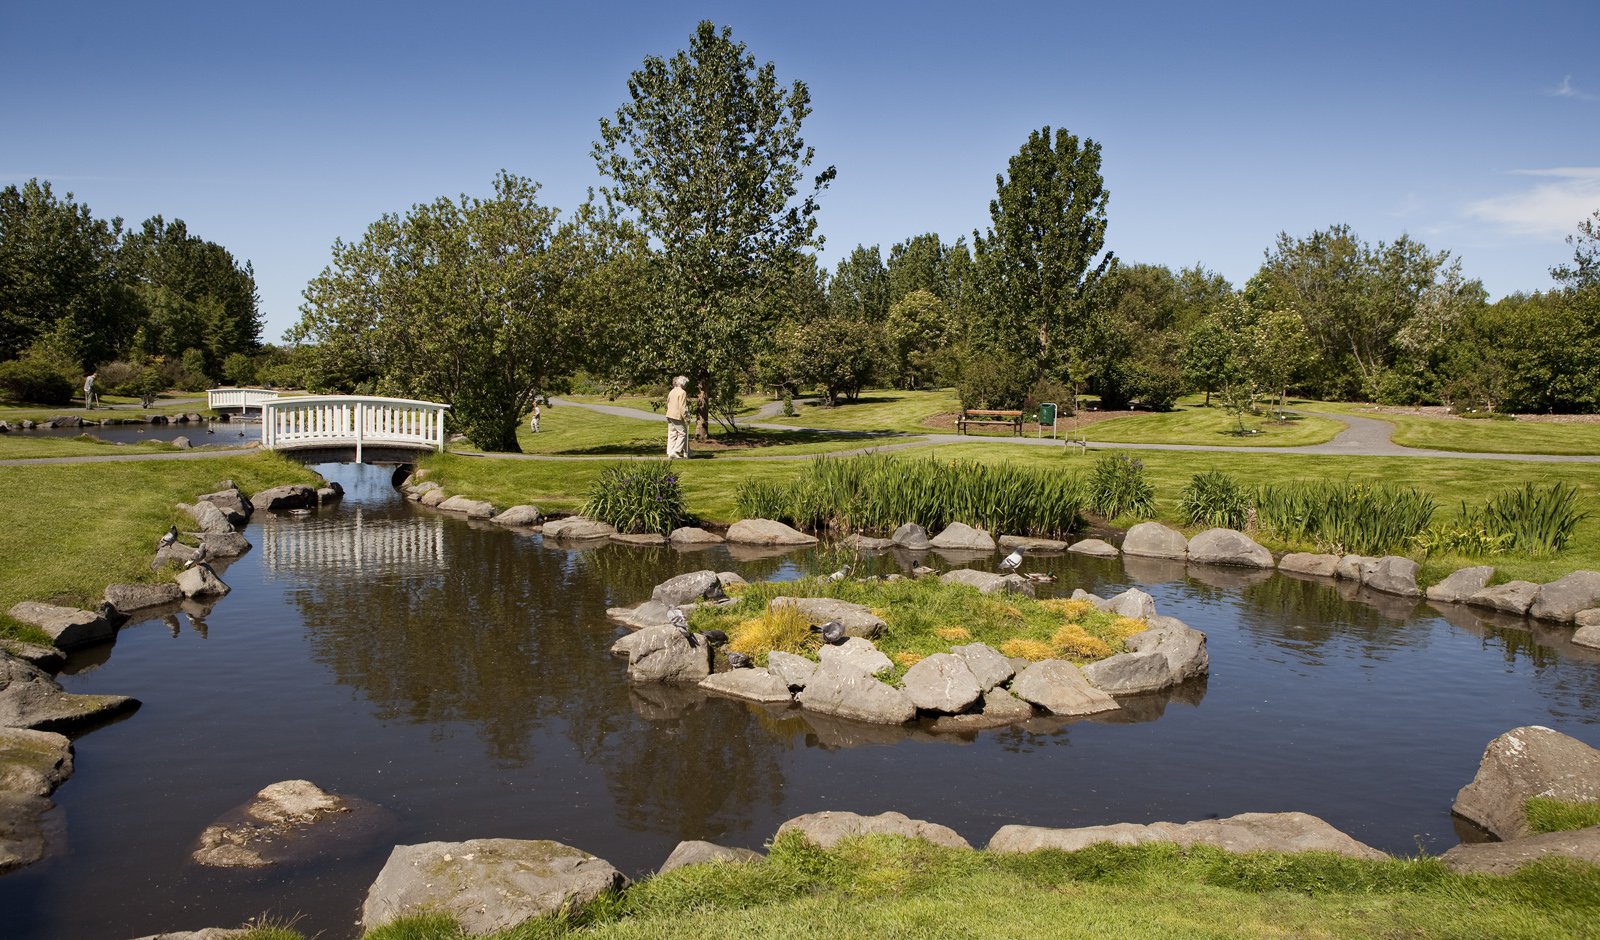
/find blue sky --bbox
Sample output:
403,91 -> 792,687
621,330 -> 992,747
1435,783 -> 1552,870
4,1 -> 1596,341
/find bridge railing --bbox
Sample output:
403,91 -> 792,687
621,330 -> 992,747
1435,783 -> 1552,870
207,387 -> 279,411
262,395 -> 450,461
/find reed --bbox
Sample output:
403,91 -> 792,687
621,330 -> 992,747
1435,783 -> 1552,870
1253,480 -> 1435,555
1477,482 -> 1588,556
580,461 -> 689,535
1087,453 -> 1156,521
1179,470 -> 1250,529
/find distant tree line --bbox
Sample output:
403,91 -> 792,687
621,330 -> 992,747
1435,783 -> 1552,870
0,179 -> 264,404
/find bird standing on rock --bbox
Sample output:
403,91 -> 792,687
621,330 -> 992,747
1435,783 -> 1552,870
158,525 -> 178,549
826,564 -> 851,582
809,620 -> 847,645
700,628 -> 728,646
726,651 -> 753,669
999,548 -> 1025,572
185,541 -> 210,569
667,607 -> 690,635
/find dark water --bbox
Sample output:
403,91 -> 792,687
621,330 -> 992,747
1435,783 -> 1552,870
10,420 -> 256,445
4,463 -> 1599,940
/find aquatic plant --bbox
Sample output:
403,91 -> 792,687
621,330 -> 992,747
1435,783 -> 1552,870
1087,453 -> 1156,521
1253,480 -> 1435,555
1179,470 -> 1250,530
580,461 -> 688,535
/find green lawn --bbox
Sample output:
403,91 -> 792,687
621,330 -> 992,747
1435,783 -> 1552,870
761,388 -> 962,433
0,435 -> 189,460
1084,403 -> 1343,447
1296,401 -> 1600,456
0,393 -> 213,424
564,392 -> 769,417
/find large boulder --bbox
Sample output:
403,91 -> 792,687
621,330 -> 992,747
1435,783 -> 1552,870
419,487 -> 449,508
1335,554 -> 1373,582
950,642 -> 1014,692
901,654 -> 982,714
939,568 -> 1035,597
988,812 -> 1384,860
652,570 -> 726,607
193,779 -> 381,868
0,791 -> 55,874
1126,616 -> 1209,684
1104,588 -> 1157,621
929,687 -> 1036,732
200,531 -> 252,559
251,484 -> 316,511
1067,538 -> 1119,558
175,565 -> 230,599
1530,570 -> 1600,623
767,651 -> 817,690
361,838 -> 626,935
725,519 -> 817,546
606,600 -> 675,631
1468,581 -> 1541,616
0,727 -> 73,797
0,640 -> 62,673
1362,556 -> 1421,597
928,522 -> 996,551
490,505 -> 544,528
1081,650 -> 1174,695
541,516 -> 617,540
1441,827 -> 1600,875
843,533 -> 894,551
658,840 -> 761,874
1426,566 -> 1495,604
437,496 -> 496,519
998,535 -> 1070,552
769,596 -> 885,639
0,652 -> 138,732
104,583 -> 183,612
1574,621 -> 1600,650
179,501 -> 236,535
199,485 -> 253,523
699,668 -> 793,704
1010,660 -> 1119,717
890,523 -> 932,551
1186,528 -> 1272,568
610,626 -> 712,683
1278,553 -> 1340,577
669,526 -> 725,545
6,602 -> 112,650
817,637 -> 893,677
1120,522 -> 1187,559
797,660 -> 915,724
1452,726 -> 1600,840
776,810 -> 970,850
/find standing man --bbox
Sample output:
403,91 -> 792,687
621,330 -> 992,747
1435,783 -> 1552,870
665,375 -> 690,458
529,401 -> 541,433
83,371 -> 97,410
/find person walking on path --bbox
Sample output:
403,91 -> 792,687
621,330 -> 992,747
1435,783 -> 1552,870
665,375 -> 690,458
83,372 -> 97,410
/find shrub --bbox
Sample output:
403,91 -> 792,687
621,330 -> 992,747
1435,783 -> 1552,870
0,358 -> 75,405
1180,470 -> 1250,529
1051,624 -> 1113,660
1477,483 -> 1588,556
957,348 -> 1035,410
580,461 -> 688,535
729,604 -> 813,659
1087,453 -> 1156,520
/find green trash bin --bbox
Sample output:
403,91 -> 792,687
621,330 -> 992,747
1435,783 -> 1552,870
1038,402 -> 1057,437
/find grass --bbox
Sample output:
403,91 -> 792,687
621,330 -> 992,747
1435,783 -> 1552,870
1084,403 -> 1344,447
761,389 -> 963,433
1525,798 -> 1600,834
494,405 -> 914,460
0,392 -> 214,423
0,434 -> 191,460
295,834 -> 1600,939
1302,401 -> 1600,456
0,452 -> 320,643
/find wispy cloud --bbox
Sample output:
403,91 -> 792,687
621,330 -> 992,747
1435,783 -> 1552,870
1464,168 -> 1600,238
1544,75 -> 1595,101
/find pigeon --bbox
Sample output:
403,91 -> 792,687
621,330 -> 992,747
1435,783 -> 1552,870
726,651 -> 753,669
826,564 -> 851,582
158,524 -> 178,549
809,620 -> 847,645
700,628 -> 729,646
667,607 -> 690,634
999,548 -> 1025,572
911,564 -> 936,577
96,600 -> 128,628
185,541 -> 210,569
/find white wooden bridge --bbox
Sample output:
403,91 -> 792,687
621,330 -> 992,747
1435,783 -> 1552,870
207,387 -> 279,413
261,395 -> 451,464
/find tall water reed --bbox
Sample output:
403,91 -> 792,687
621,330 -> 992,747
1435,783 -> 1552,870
581,461 -> 689,535
1253,480 -> 1435,555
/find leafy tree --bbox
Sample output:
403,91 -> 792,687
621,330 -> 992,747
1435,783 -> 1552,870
887,233 -> 948,304
1552,209 -> 1600,288
293,172 -> 596,451
121,215 -> 263,373
774,314 -> 880,405
972,126 -> 1114,378
827,244 -> 889,323
593,20 -> 835,441
1086,263 -> 1185,409
884,289 -> 955,389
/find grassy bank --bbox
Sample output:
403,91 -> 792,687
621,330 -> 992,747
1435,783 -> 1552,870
489,405 -> 917,460
1085,404 -> 1343,446
241,834 -> 1599,939
0,452 -> 321,642
761,389 -> 962,433
0,435 -> 190,460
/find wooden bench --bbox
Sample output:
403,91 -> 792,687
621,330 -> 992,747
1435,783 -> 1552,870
956,409 -> 1024,436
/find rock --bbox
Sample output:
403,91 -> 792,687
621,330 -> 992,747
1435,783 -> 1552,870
1104,588 -> 1157,621
717,571 -> 747,590
199,487 -> 253,524
725,518 -> 817,546
669,526 -> 724,544
1120,522 -> 1188,559
0,640 -> 63,673
890,523 -> 932,550
606,600 -> 675,630
437,495 -> 496,519
1426,566 -> 1495,603
939,568 -> 1035,597
652,570 -> 727,607
1010,660 -> 1119,717
316,483 -> 343,504
125,929 -> 249,940
1362,556 -> 1421,597
843,533 -> 894,551
988,811 -> 1384,860
768,596 -> 885,638
175,565 -> 230,599
950,642 -> 1014,692
200,530 -> 252,559
1082,650 -> 1174,695
817,637 -> 893,676
658,840 -> 761,874
151,541 -> 196,569
1575,609 -> 1600,629
104,583 -> 182,612
361,838 -> 627,935
0,791 -> 56,875
612,532 -> 667,546
929,687 -> 1036,731
6,602 -> 112,650
171,435 -> 192,449
1574,623 -> 1600,650
797,660 -> 915,724
766,651 -> 817,691
777,810 -> 970,850
419,487 -> 449,507
0,652 -> 139,732
1452,726 -> 1600,840
186,412 -> 203,423
1126,616 -> 1210,684
1441,827 -> 1600,875
1468,581 -> 1541,616
404,480 -> 441,501
0,727 -> 73,797
929,522 -> 996,551
1067,538 -> 1119,557
1335,554 -> 1373,582
1071,589 -> 1107,608
901,654 -> 982,714
1186,528 -> 1273,568
1530,570 -> 1600,623
541,516 -> 618,540
193,779 -> 372,868
1278,552 -> 1340,577
998,535 -> 1070,552
610,625 -> 711,683
699,668 -> 793,704
252,484 -> 317,510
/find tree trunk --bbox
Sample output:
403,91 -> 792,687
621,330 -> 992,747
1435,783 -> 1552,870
694,373 -> 710,442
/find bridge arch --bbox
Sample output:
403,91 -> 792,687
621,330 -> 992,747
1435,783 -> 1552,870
262,395 -> 451,464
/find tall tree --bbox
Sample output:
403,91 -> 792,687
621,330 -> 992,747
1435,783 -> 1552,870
827,244 -> 889,323
121,215 -> 263,376
593,20 -> 834,440
1552,209 -> 1600,288
292,172 -> 596,451
887,233 -> 948,304
972,126 -> 1114,378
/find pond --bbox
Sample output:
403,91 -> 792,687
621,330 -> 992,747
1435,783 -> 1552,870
3,463 -> 1598,939
8,419 -> 255,446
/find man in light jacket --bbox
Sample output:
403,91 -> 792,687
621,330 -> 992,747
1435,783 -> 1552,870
665,375 -> 689,458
